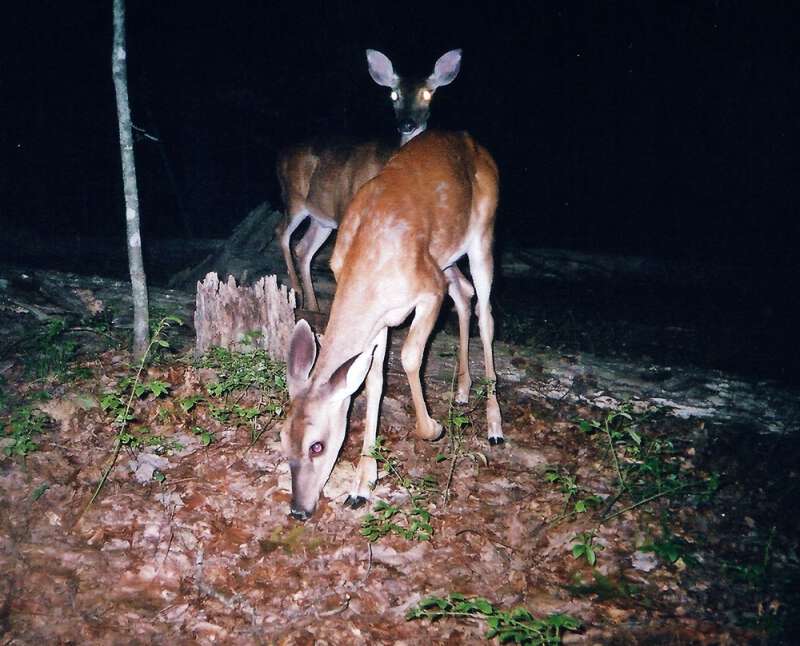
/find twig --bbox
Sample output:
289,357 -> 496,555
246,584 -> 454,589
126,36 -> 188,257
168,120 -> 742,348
455,527 -> 516,553
361,541 -> 373,582
601,482 -> 698,522
603,417 -> 627,493
317,594 -> 351,617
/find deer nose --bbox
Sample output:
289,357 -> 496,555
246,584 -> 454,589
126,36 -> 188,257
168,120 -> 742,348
290,506 -> 312,522
398,119 -> 417,134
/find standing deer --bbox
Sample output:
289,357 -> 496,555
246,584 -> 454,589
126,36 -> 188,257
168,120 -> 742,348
282,130 -> 502,521
277,49 -> 462,311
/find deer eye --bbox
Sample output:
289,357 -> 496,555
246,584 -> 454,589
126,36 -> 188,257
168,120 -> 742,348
390,90 -> 399,101
421,89 -> 432,101
309,441 -> 324,457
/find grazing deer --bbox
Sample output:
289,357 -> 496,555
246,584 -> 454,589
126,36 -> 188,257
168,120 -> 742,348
282,130 -> 502,521
277,49 -> 462,311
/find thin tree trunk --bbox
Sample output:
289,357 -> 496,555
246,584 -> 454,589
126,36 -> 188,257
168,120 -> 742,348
112,0 -> 149,360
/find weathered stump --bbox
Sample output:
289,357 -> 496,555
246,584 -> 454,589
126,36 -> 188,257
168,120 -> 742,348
194,272 -> 296,360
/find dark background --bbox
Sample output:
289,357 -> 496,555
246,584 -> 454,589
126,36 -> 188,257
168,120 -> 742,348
2,1 -> 797,269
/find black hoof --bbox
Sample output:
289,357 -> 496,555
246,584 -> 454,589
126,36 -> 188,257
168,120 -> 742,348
344,495 -> 368,509
488,436 -> 505,446
290,507 -> 312,521
430,427 -> 447,443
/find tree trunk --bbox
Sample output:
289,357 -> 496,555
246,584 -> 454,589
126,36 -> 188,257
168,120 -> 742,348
112,0 -> 149,360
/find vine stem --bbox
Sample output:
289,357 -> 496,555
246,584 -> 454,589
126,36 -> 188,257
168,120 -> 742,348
601,482 -> 698,522
603,417 -> 627,493
73,317 -> 173,527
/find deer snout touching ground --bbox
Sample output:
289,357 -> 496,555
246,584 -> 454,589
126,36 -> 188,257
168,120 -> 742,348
282,130 -> 502,520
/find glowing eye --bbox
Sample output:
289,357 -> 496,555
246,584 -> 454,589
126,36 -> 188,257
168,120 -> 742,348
422,89 -> 432,101
390,90 -> 399,101
309,441 -> 324,456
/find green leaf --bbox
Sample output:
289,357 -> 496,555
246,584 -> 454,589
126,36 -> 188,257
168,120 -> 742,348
510,606 -> 533,621
419,596 -> 445,610
473,597 -> 494,615
435,453 -> 448,463
180,395 -> 203,412
31,483 -> 50,500
146,381 -> 170,397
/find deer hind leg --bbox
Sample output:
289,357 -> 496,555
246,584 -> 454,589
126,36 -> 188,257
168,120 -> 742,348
344,327 -> 388,509
444,265 -> 475,404
467,238 -> 504,445
295,220 -> 334,312
401,271 -> 446,441
280,207 -> 309,302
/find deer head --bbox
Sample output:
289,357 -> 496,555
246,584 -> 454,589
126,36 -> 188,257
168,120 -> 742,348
366,49 -> 462,144
281,319 -> 374,520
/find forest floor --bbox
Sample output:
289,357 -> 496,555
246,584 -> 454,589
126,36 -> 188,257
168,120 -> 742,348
1,260 -> 799,645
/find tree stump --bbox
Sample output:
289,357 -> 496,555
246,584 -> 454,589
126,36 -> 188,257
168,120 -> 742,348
194,272 -> 296,361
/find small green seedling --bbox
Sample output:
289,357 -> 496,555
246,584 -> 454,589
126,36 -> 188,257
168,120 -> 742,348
571,532 -> 601,566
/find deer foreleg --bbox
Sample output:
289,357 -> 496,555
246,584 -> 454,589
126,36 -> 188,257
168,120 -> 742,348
344,327 -> 388,509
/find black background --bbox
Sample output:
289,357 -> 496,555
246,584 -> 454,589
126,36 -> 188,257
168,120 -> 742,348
2,1 -> 797,273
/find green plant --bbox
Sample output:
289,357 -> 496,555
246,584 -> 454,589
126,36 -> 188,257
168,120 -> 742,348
545,468 -> 602,521
3,406 -> 50,457
640,531 -> 697,567
199,345 -> 288,442
101,377 -> 172,426
80,315 -> 182,518
360,438 -> 437,542
574,404 -> 717,523
439,356 -> 490,506
192,425 -> 215,447
116,427 -> 184,454
571,531 -> 601,566
406,593 -> 581,644
22,318 -> 78,380
31,483 -> 50,501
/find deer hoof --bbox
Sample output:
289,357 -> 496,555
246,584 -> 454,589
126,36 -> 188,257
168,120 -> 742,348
488,436 -> 505,447
344,495 -> 368,509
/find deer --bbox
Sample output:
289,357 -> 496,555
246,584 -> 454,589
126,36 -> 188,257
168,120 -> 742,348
276,48 -> 462,311
282,130 -> 502,521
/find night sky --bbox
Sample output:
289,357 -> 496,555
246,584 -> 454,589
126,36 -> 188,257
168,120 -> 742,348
2,2 -> 797,273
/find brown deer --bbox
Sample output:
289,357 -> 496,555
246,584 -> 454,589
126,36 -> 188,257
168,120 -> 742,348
276,49 -> 462,311
282,130 -> 502,521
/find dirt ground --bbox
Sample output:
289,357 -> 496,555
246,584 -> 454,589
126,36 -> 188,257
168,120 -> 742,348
1,272 -> 799,645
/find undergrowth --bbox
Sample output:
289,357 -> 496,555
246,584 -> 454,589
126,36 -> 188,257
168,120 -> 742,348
407,593 -> 581,644
360,438 -> 437,542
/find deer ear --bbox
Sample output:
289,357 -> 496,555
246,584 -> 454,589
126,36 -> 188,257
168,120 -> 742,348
287,319 -> 317,399
366,49 -> 399,88
428,49 -> 462,88
326,348 -> 375,401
